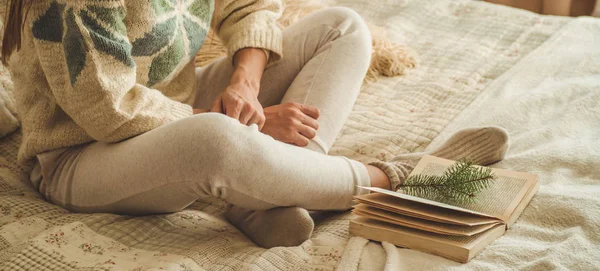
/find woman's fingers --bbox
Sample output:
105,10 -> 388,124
210,96 -> 224,113
247,111 -> 263,129
261,103 -> 322,147
298,104 -> 320,120
292,134 -> 310,147
285,102 -> 319,129
239,104 -> 254,125
224,98 -> 242,120
298,124 -> 317,140
250,113 -> 266,130
300,114 -> 319,130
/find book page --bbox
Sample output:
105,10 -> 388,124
360,187 -> 495,218
351,217 -> 504,249
353,204 -> 501,236
506,180 -> 539,228
354,193 -> 501,226
410,155 -> 538,221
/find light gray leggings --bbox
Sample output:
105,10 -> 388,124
32,7 -> 372,215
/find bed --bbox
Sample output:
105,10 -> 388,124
1,0 -> 599,269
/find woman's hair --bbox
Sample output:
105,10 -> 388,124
2,0 -> 31,66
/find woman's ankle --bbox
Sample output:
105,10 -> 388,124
365,164 -> 391,190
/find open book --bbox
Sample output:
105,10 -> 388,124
349,155 -> 539,263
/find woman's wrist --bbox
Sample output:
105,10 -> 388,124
230,67 -> 261,95
229,48 -> 268,96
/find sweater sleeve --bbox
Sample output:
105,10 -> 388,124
213,0 -> 283,64
31,1 -> 193,143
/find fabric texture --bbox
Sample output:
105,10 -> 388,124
212,0 -> 283,64
34,7 -> 372,215
7,0 -> 282,163
0,20 -> 18,138
1,0 -> 599,270
226,205 -> 315,248
0,87 -> 18,138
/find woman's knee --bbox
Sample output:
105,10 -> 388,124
324,7 -> 372,59
169,112 -> 241,141
327,6 -> 366,27
163,113 -> 258,160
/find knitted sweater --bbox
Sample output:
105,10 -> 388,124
7,0 -> 283,163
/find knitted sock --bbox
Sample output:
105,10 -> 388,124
226,205 -> 315,248
370,126 -> 510,191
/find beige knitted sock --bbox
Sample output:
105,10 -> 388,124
370,126 -> 510,191
226,205 -> 315,248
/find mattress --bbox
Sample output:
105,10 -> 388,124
1,0 -> 599,270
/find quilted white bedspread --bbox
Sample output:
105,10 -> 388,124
1,0 -> 599,270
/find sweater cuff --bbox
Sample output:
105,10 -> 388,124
262,48 -> 270,63
168,100 -> 194,121
227,27 -> 283,65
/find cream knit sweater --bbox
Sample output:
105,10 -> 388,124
7,0 -> 283,163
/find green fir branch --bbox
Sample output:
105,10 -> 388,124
398,159 -> 496,204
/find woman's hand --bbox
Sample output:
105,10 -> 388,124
211,82 -> 265,128
262,102 -> 320,147
210,48 -> 268,129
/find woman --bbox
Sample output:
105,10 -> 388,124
2,0 -> 509,248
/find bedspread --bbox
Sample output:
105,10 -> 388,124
1,0 -> 599,270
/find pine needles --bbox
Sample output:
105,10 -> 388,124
398,160 -> 496,204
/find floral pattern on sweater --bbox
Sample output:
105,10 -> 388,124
32,0 -> 212,86
131,0 -> 213,86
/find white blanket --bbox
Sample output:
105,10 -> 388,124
357,17 -> 600,271
329,1 -> 600,270
0,0 -> 598,270
425,17 -> 600,270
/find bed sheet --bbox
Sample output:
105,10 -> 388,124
2,0 -> 597,270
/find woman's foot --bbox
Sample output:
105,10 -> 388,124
369,126 -> 510,191
226,205 -> 314,248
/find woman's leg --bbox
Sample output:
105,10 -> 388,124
38,113 -> 371,215
189,7 -> 373,247
187,6 -> 511,248
191,7 -> 371,154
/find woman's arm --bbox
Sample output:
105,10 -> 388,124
209,0 -> 283,129
231,48 -> 268,96
32,2 -> 193,142
212,0 -> 283,64
210,48 -> 268,128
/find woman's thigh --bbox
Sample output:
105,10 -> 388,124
38,114 -> 238,214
